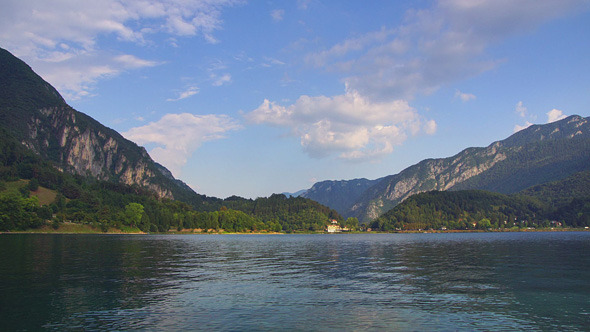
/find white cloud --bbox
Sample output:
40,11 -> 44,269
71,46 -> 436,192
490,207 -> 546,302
271,9 -> 285,22
0,0 -> 240,100
547,109 -> 567,123
423,119 -> 437,135
262,57 -> 286,67
245,89 -> 435,161
305,27 -> 396,68
211,73 -> 232,86
113,54 -> 159,69
305,0 -> 587,102
167,86 -> 200,101
27,50 -> 160,100
455,90 -> 476,102
515,101 -> 528,117
514,121 -> 533,133
123,113 -> 242,177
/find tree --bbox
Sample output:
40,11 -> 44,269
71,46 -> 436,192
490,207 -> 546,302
477,218 -> 491,230
344,217 -> 359,230
27,178 -> 39,191
124,202 -> 144,227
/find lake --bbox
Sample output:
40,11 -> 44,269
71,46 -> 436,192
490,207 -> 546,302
1,232 -> 589,331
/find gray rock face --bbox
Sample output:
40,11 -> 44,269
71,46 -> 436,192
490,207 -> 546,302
303,115 -> 590,222
23,106 -> 174,198
0,47 -> 189,200
348,115 -> 590,221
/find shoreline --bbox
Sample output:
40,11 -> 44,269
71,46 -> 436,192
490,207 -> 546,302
2,226 -> 588,235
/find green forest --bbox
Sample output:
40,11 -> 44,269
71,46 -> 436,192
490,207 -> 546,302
2,122 -> 590,233
0,128 -> 346,233
370,186 -> 590,231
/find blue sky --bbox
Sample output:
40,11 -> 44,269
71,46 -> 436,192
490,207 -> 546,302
1,0 -> 589,198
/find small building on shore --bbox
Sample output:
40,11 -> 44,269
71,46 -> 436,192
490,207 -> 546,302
326,219 -> 342,233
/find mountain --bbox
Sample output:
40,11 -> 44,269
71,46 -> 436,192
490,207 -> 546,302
282,189 -> 307,198
370,190 -> 548,231
0,47 -> 213,205
370,169 -> 590,231
349,115 -> 590,221
351,115 -> 590,221
302,115 -> 590,222
300,178 -> 381,216
519,170 -> 590,208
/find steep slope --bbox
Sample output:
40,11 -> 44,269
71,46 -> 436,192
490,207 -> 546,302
371,170 -> 590,231
300,178 -> 381,216
348,115 -> 590,221
0,47 -> 211,204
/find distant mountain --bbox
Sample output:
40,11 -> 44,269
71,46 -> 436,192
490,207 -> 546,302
302,115 -> 590,222
350,115 -> 590,221
371,170 -> 590,231
300,178 -> 381,216
0,47 -> 213,206
282,189 -> 307,198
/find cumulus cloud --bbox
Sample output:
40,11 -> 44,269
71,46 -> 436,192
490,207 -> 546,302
279,0 -> 585,159
0,0 -> 240,100
167,86 -> 200,101
513,101 -> 540,132
245,89 -> 435,161
455,90 -> 476,102
305,0 -> 587,102
123,113 -> 242,176
514,121 -> 533,133
547,109 -> 567,123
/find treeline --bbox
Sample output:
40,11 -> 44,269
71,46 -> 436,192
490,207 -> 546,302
370,188 -> 590,231
0,129 -> 342,232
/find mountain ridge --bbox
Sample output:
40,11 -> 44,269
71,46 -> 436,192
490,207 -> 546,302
300,115 -> 590,221
0,47 -> 210,205
300,178 -> 381,216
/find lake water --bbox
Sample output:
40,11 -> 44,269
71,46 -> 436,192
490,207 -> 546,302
1,232 -> 589,331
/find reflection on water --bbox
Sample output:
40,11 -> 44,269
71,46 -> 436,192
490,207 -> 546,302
1,232 -> 589,331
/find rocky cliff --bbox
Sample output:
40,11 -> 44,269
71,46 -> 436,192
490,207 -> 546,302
298,115 -> 590,222
0,47 -> 199,201
24,106 -> 173,198
348,115 -> 590,221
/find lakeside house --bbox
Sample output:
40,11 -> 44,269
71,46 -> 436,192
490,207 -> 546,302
326,220 -> 342,233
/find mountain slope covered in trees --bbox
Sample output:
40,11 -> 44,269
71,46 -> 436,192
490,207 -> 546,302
300,115 -> 590,221
300,178 -> 381,216
0,47 -> 344,233
0,119 -> 344,232
0,46 -> 213,205
370,170 -> 590,231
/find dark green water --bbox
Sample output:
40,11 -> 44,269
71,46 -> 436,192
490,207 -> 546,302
1,232 -> 589,331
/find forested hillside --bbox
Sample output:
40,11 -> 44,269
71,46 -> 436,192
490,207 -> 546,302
370,190 -> 548,231
370,171 -> 590,232
0,125 -> 343,233
0,47 -> 214,205
300,178 -> 380,216
338,115 -> 590,221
